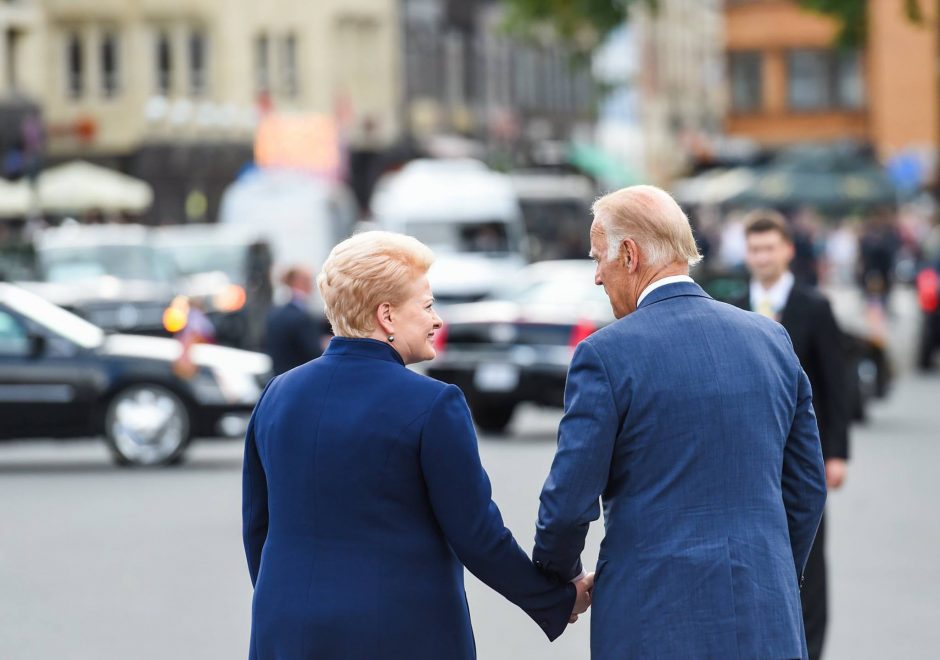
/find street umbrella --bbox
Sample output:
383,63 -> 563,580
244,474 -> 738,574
37,161 -> 154,214
672,167 -> 757,206
568,142 -> 641,190
0,177 -> 31,218
727,166 -> 897,213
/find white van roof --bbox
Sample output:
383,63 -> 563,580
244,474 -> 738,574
371,159 -> 520,224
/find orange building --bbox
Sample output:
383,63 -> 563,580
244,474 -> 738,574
725,0 -> 938,161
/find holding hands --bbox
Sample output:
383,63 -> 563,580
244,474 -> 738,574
569,572 -> 595,624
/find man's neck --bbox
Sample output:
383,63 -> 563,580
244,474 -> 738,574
756,271 -> 788,291
630,263 -> 690,311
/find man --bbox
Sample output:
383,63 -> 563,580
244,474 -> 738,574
265,266 -> 326,375
534,186 -> 827,659
735,210 -> 850,660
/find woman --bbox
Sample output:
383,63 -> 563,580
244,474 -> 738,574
243,231 -> 591,659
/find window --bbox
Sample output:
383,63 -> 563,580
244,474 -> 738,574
787,48 -> 865,111
65,31 -> 83,99
155,30 -> 172,95
836,50 -> 864,109
728,51 -> 762,112
283,33 -> 299,98
255,34 -> 269,94
100,31 -> 119,97
0,309 -> 29,357
787,49 -> 829,110
188,29 -> 207,96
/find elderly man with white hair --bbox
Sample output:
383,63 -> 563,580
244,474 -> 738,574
533,185 -> 828,660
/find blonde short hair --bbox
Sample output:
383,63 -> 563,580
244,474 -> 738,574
317,231 -> 435,337
592,185 -> 702,266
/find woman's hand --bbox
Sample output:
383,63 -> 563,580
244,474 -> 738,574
569,572 -> 595,623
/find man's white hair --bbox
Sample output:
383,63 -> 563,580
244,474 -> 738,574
593,185 -> 702,267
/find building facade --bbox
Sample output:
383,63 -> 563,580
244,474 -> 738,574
1,0 -> 401,222
400,0 -> 596,153
725,0 -> 938,167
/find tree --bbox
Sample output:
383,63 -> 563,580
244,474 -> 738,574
500,0 -> 926,50
501,0 -> 655,51
798,0 -> 925,47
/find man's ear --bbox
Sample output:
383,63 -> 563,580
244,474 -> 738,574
621,238 -> 638,272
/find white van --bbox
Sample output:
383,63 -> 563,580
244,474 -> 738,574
371,159 -> 527,303
218,168 -> 358,279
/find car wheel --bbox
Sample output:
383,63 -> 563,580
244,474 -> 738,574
104,384 -> 192,467
470,401 -> 517,434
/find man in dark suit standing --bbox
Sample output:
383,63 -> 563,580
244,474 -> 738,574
737,210 -> 850,660
265,266 -> 326,375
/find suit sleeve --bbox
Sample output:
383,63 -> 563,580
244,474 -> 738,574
812,297 -> 850,460
419,385 -> 576,641
242,380 -> 274,586
782,361 -> 828,584
534,340 -> 619,582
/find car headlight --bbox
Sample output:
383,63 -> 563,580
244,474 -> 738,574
212,368 -> 262,405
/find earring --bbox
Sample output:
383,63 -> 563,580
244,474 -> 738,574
387,335 -> 395,343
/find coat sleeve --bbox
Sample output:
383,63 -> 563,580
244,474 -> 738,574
419,384 -> 576,642
242,380 -> 274,587
534,340 -> 619,582
782,361 -> 828,584
811,297 -> 850,460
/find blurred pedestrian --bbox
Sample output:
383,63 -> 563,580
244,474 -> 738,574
243,232 -> 590,659
825,219 -> 859,286
736,209 -> 851,660
792,208 -> 823,286
859,209 -> 900,308
264,266 -> 326,375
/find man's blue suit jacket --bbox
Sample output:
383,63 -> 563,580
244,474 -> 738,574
534,281 -> 827,660
243,337 -> 575,660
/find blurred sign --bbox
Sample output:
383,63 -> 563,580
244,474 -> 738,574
254,114 -> 342,178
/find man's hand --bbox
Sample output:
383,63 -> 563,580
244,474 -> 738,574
569,572 -> 595,623
825,458 -> 847,489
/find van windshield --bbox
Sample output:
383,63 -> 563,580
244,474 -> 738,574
403,220 -> 518,255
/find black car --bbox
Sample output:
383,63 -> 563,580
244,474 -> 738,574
27,224 -> 179,336
153,224 -> 274,351
0,283 -> 272,466
916,261 -> 940,370
427,260 -> 612,432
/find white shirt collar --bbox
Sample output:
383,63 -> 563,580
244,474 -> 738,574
637,275 -> 695,307
749,271 -> 795,315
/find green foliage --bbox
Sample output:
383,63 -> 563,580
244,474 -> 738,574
500,0 -> 928,51
501,0 -> 657,51
798,0 -> 927,48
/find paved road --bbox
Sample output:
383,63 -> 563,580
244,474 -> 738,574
1,369 -> 938,659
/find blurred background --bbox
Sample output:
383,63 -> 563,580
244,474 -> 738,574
1,0 -> 939,658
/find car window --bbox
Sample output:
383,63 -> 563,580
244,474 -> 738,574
157,244 -> 246,283
39,245 -> 177,284
0,309 -> 29,357
2,286 -> 103,349
405,220 -> 519,255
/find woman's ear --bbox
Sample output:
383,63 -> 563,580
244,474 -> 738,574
376,302 -> 394,335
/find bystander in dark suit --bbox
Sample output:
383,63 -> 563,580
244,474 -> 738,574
735,210 -> 850,660
265,266 -> 326,375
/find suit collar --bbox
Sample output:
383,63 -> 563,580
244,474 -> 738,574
324,337 -> 405,366
636,280 -> 711,310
